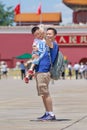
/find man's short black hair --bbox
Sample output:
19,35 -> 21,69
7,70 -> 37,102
31,26 -> 39,34
47,27 -> 57,35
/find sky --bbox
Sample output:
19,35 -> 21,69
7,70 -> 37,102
1,0 -> 73,25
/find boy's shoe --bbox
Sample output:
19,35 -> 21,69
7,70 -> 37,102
24,77 -> 29,83
37,113 -> 47,119
29,75 -> 33,80
40,114 -> 56,121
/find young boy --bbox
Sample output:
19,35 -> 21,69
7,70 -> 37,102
24,27 -> 46,83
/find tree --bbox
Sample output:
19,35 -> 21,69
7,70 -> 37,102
0,2 -> 14,26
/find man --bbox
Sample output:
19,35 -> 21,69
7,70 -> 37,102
34,27 -> 59,121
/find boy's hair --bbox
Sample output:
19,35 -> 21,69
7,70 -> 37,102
47,27 -> 57,35
31,26 -> 39,34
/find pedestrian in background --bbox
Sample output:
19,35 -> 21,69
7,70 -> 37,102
19,61 -> 26,80
84,62 -> 87,79
1,62 -> 8,78
68,62 -> 72,79
73,62 -> 80,79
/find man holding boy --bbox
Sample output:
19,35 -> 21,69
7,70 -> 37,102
27,27 -> 59,121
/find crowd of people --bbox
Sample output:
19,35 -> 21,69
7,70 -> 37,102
64,62 -> 87,80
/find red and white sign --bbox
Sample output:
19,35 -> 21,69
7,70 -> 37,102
56,34 -> 87,45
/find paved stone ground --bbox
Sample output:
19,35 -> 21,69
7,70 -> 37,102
0,77 -> 87,130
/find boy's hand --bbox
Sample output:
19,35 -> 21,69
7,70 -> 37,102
28,70 -> 34,76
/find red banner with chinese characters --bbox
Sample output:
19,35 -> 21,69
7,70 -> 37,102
56,34 -> 87,46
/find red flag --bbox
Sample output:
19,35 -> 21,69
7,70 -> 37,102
37,4 -> 41,15
14,4 -> 20,15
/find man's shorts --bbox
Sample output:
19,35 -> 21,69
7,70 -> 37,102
35,72 -> 51,96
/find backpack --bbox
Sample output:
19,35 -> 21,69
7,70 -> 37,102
50,51 -> 65,80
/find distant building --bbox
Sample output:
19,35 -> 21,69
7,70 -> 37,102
1,1 -> 87,67
63,0 -> 87,24
14,13 -> 62,26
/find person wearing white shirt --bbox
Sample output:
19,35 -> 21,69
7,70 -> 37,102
73,62 -> 80,79
1,62 -> 8,78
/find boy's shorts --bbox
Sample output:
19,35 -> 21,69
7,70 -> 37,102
35,72 -> 51,96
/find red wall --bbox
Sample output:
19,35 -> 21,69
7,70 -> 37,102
0,34 -> 34,59
0,33 -> 87,67
73,11 -> 87,24
0,34 -> 34,67
60,46 -> 87,65
56,34 -> 87,64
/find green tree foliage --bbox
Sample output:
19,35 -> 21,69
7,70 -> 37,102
0,2 -> 14,26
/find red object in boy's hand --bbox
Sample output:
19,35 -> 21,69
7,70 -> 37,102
24,77 -> 29,83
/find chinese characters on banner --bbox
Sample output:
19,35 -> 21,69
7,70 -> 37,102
56,34 -> 87,45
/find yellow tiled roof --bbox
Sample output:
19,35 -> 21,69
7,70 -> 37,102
63,0 -> 87,5
14,13 -> 62,23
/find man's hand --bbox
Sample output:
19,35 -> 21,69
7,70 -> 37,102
45,37 -> 53,48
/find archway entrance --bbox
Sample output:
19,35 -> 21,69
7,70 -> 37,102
79,58 -> 87,64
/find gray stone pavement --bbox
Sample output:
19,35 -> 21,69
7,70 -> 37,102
0,77 -> 87,130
